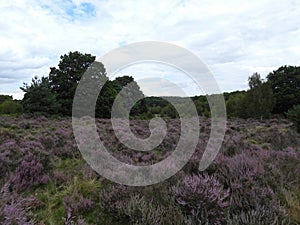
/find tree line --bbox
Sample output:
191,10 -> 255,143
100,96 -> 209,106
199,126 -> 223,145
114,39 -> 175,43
0,51 -> 299,130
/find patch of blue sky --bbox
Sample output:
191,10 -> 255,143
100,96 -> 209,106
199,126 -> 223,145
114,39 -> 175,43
41,0 -> 96,20
78,2 -> 96,17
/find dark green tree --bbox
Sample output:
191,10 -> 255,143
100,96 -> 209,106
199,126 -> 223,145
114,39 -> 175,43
20,76 -> 60,115
128,98 -> 148,117
111,75 -> 145,117
287,104 -> 300,132
96,81 -> 118,118
112,75 -> 135,92
49,51 -> 96,116
267,65 -> 300,115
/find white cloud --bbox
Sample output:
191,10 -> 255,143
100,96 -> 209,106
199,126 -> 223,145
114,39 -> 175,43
0,0 -> 300,99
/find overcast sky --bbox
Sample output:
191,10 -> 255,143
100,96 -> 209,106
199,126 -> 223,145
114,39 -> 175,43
1,0 -> 300,99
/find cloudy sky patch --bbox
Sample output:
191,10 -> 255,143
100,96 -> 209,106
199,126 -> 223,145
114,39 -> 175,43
0,0 -> 299,99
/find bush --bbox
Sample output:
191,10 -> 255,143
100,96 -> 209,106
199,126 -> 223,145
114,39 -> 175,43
0,99 -> 23,115
287,104 -> 300,132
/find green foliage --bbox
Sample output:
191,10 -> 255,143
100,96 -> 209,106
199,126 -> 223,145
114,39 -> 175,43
287,104 -> 300,132
112,75 -> 135,93
110,75 -> 145,118
95,75 -> 145,118
246,73 -> 275,119
49,51 -> 97,116
20,51 -> 146,118
161,104 -> 178,118
0,95 -> 13,105
226,74 -> 275,119
226,91 -> 248,118
96,80 -> 118,118
34,177 -> 100,224
267,65 -> 300,115
191,95 -> 210,118
20,76 -> 60,115
0,99 -> 22,115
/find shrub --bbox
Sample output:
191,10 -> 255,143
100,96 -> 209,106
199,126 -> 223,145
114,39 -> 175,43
0,99 -> 23,115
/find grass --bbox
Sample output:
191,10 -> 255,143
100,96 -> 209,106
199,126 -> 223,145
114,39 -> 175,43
23,158 -> 102,224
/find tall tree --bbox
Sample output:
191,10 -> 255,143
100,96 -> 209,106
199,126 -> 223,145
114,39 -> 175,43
267,65 -> 300,115
49,51 -> 96,116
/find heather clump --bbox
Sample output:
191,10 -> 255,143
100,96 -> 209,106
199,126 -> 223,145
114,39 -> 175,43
0,182 -> 38,225
9,152 -> 50,192
227,204 -> 290,225
172,173 -> 229,225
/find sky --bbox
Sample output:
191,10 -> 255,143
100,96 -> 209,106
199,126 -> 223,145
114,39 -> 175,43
1,0 -> 300,99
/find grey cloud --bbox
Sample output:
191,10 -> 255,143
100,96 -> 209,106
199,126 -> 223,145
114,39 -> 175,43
1,0 -> 300,99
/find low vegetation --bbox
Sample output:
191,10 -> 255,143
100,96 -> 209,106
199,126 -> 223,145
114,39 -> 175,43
0,115 -> 299,224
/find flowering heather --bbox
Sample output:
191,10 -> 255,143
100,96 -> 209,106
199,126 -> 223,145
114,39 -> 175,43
9,152 -> 50,192
0,182 -> 38,225
63,193 -> 94,220
0,116 -> 300,224
0,200 -> 33,225
172,173 -> 229,224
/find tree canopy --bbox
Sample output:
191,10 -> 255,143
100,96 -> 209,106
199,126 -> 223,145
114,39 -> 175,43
49,51 -> 97,116
267,65 -> 300,115
21,76 -> 60,115
20,51 -> 144,118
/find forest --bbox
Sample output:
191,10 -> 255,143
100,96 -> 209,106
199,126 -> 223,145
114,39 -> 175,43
0,51 -> 300,224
